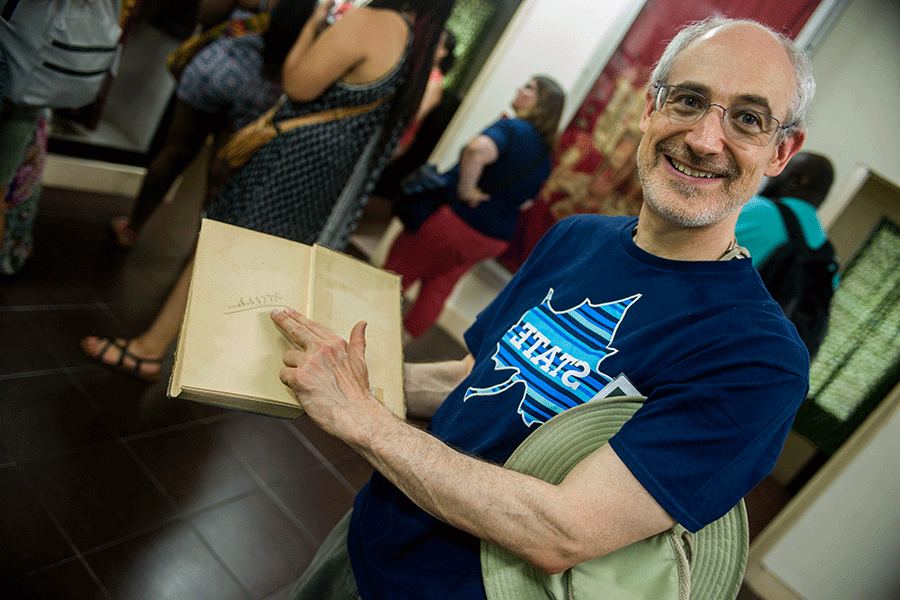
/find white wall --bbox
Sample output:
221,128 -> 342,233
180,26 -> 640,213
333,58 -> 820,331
804,0 -> 900,229
759,381 -> 900,600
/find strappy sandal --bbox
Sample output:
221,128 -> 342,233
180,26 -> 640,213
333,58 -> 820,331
80,336 -> 163,382
107,217 -> 138,249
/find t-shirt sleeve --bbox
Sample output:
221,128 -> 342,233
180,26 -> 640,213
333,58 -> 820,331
607,331 -> 809,532
479,119 -> 516,157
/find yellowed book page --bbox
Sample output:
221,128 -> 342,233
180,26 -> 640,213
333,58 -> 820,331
308,244 -> 406,419
174,219 -> 309,413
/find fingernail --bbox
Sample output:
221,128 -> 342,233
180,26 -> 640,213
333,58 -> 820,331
283,306 -> 295,314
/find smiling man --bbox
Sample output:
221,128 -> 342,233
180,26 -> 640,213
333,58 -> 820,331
270,17 -> 813,600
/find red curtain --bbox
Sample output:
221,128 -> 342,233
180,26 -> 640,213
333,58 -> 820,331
497,0 -> 822,272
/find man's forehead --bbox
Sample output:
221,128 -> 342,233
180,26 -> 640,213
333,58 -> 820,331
667,24 -> 795,117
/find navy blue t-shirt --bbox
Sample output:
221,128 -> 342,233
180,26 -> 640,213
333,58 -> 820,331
446,117 -> 551,240
348,215 -> 809,600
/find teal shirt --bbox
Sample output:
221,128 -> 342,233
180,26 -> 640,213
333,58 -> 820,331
736,195 -> 838,288
736,196 -> 828,268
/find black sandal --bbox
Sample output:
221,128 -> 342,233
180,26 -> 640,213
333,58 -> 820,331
81,337 -> 163,382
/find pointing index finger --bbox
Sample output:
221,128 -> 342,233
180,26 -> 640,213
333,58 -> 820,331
270,307 -> 318,348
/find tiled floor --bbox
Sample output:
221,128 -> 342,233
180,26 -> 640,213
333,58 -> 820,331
0,153 -> 467,599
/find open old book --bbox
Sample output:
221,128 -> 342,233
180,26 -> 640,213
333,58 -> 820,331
168,219 -> 405,420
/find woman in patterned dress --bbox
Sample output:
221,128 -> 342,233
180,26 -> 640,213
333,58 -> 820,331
108,0 -> 315,248
82,0 -> 453,381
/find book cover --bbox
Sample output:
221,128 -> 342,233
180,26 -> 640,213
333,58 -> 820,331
168,219 -> 405,420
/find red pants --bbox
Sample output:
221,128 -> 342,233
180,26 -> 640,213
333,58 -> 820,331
383,205 -> 509,337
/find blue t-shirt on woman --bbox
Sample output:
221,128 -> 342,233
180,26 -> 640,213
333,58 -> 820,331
445,117 -> 551,240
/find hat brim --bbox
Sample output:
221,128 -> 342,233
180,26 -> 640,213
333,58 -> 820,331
481,396 -> 748,600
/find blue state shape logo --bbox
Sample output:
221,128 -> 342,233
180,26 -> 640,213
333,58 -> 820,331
464,290 -> 639,426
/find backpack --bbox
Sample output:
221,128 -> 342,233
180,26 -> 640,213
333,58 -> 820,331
0,0 -> 122,108
758,199 -> 838,358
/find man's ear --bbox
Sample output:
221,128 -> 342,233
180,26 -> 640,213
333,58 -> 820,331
638,89 -> 656,135
765,130 -> 805,177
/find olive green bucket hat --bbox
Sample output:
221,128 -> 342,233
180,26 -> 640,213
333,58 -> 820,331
481,396 -> 748,600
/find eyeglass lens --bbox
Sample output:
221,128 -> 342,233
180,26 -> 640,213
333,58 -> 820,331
655,84 -> 779,146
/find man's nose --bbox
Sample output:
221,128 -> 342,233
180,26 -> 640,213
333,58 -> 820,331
683,105 -> 728,155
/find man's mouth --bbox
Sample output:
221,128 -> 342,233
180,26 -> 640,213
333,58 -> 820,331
667,156 -> 721,179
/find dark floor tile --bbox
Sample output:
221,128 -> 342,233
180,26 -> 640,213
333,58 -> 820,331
190,491 -> 318,599
85,521 -> 249,600
32,206 -> 188,308
102,297 -> 175,335
332,454 -> 375,493
0,374 -> 117,462
0,466 -> 75,580
216,416 -> 322,485
128,422 -> 258,516
290,418 -> 355,464
74,368 -> 205,438
19,306 -> 133,370
79,252 -> 182,310
81,250 -> 186,308
0,311 -> 63,376
262,582 -> 297,600
269,464 -> 356,544
0,322 -> 63,382
0,219 -> 100,308
18,440 -> 173,553
12,557 -> 105,600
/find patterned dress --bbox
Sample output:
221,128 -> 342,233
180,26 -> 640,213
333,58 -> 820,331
176,10 -> 282,131
205,35 -> 409,249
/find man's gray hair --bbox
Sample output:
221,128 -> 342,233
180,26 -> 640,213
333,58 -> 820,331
648,17 -> 815,137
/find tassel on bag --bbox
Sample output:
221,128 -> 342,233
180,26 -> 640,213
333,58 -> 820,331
219,94 -> 394,169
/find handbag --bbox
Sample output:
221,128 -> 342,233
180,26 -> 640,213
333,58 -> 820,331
166,11 -> 271,80
399,163 -> 448,196
218,93 -> 393,169
393,149 -> 550,233
391,163 -> 451,232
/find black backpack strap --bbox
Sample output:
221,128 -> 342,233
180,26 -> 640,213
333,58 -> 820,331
2,0 -> 21,21
773,199 -> 812,251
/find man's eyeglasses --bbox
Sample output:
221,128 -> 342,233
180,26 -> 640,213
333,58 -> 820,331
653,82 -> 791,147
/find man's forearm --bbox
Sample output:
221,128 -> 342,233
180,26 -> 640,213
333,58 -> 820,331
403,355 -> 474,420
347,407 -> 672,575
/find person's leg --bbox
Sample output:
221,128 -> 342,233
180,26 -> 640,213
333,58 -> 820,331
289,510 -> 360,600
0,101 -> 41,194
402,258 -> 470,338
111,99 -> 224,246
402,207 -> 509,338
203,128 -> 236,208
382,227 -> 435,294
80,254 -> 195,379
0,102 -> 42,258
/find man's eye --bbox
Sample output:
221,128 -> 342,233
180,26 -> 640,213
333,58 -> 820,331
673,93 -> 702,109
731,109 -> 764,131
